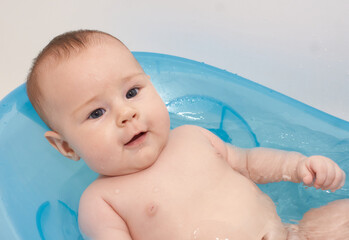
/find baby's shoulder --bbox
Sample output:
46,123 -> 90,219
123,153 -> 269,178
171,124 -> 206,136
79,176 -> 116,202
169,125 -> 220,151
171,125 -> 218,142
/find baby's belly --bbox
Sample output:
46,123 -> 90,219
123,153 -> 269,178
129,172 -> 288,240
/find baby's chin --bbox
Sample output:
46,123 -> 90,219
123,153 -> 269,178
90,138 -> 166,176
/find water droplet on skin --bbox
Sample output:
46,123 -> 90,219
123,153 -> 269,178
192,227 -> 200,239
282,175 -> 291,181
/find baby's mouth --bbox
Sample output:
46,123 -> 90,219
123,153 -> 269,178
125,132 -> 147,146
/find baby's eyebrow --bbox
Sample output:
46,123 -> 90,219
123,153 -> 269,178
123,72 -> 148,82
72,95 -> 99,116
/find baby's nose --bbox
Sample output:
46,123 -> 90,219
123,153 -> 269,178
117,107 -> 138,127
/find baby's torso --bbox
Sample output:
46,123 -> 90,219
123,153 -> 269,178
93,126 -> 288,240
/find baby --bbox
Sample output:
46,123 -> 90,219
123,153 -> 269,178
27,30 -> 348,240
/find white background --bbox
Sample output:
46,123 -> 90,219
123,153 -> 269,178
1,0 -> 348,121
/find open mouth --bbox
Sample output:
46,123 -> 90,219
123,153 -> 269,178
125,132 -> 147,146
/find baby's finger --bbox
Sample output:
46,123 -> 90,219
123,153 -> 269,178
313,164 -> 327,189
298,163 -> 314,186
340,171 -> 346,189
329,169 -> 346,192
328,169 -> 342,192
321,164 -> 335,189
302,175 -> 313,186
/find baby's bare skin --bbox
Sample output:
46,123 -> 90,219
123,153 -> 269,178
79,125 -> 288,239
28,30 -> 348,240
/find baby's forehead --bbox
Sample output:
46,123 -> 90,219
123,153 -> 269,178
40,34 -> 124,68
39,40 -> 138,98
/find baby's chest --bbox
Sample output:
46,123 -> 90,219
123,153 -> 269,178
113,176 -> 232,239
112,160 -> 244,235
112,172 -> 268,240
119,147 -> 231,213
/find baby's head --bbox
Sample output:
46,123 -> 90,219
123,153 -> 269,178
27,30 -> 170,176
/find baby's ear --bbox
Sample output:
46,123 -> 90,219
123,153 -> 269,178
44,131 -> 80,161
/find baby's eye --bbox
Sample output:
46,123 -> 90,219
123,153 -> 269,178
126,88 -> 139,99
88,108 -> 105,119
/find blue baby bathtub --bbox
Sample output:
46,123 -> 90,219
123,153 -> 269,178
1,52 -> 348,239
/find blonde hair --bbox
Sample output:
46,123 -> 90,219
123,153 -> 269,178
26,30 -> 123,128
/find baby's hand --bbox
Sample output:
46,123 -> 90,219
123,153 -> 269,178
297,156 -> 346,192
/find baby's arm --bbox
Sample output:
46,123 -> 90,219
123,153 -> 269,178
200,127 -> 346,192
230,147 -> 345,191
78,184 -> 132,240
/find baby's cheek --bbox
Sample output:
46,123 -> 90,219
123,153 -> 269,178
78,142 -> 110,171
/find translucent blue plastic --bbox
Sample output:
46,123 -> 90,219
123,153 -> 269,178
1,52 -> 348,239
